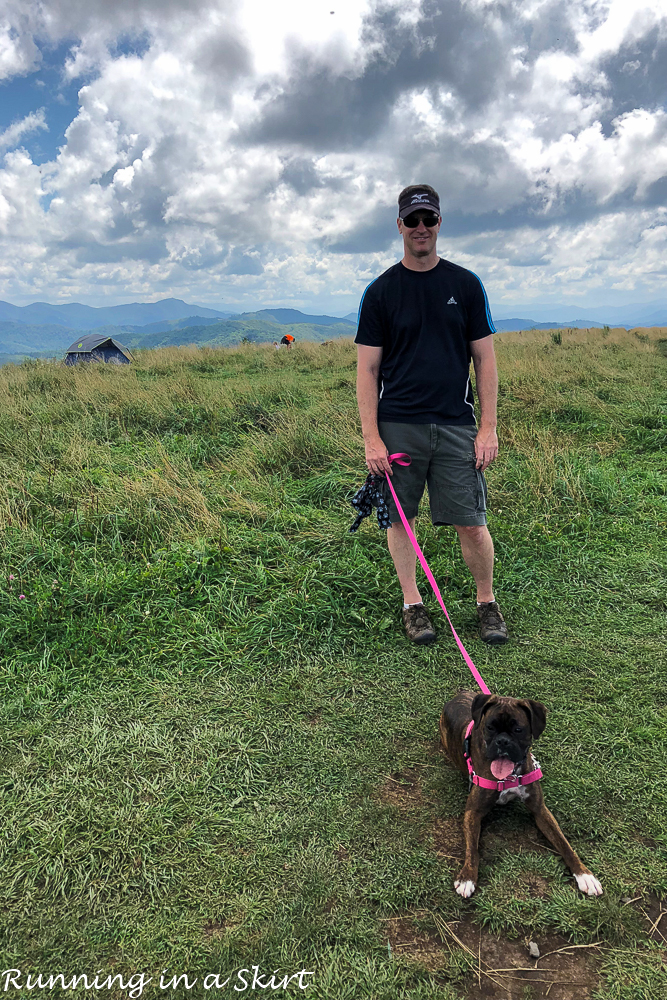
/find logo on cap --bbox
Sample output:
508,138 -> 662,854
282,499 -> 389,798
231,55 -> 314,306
411,193 -> 430,204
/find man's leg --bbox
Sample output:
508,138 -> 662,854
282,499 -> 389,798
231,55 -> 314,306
392,519 -> 495,603
376,422 -> 437,643
387,517 -> 422,605
454,523 -> 508,643
425,425 -> 507,643
388,518 -> 437,643
454,524 -> 494,603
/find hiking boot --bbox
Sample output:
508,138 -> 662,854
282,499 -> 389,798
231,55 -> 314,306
402,604 -> 436,644
477,601 -> 509,644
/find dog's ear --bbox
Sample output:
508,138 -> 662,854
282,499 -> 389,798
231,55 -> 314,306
471,693 -> 496,727
519,700 -> 547,739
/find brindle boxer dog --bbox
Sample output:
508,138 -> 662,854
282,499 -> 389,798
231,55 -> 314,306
440,690 -> 603,898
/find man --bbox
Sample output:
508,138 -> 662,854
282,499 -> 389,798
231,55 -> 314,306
355,184 -> 508,645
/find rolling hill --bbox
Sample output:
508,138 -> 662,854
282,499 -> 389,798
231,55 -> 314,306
127,315 -> 355,350
0,322 -> 77,356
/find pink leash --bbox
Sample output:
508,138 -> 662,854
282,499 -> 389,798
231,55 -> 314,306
384,454 -> 543,790
385,452 -> 491,695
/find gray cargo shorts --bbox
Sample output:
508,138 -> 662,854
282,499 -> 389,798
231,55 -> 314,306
377,421 -> 487,527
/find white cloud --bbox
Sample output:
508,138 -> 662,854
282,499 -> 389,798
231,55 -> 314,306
0,9 -> 43,80
0,109 -> 47,151
0,0 -> 666,310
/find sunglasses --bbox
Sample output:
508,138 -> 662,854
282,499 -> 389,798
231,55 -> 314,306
402,212 -> 440,229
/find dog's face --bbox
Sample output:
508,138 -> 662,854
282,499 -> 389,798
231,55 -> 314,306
471,694 -> 547,779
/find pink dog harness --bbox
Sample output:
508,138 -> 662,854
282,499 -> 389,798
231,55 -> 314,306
463,720 -> 543,791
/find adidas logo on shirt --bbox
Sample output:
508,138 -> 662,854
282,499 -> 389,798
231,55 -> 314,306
447,296 -> 457,305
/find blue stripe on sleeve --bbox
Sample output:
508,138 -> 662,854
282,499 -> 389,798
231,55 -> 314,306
357,277 -> 379,326
469,270 -> 496,334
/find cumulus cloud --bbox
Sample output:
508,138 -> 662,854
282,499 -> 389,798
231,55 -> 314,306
0,14 -> 41,80
0,0 -> 666,310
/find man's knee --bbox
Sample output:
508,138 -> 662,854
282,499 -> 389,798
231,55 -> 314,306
454,523 -> 489,544
389,517 -> 416,532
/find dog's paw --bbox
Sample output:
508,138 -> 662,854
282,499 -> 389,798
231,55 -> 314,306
575,872 -> 603,896
454,879 -> 476,898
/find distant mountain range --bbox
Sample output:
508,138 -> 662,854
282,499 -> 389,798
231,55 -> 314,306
493,318 -> 606,332
494,300 -> 667,328
1,295 -> 666,363
0,297 -> 230,330
252,308 -> 355,327
0,299 -> 358,361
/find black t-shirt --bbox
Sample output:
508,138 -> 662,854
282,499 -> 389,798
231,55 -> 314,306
354,258 -> 495,425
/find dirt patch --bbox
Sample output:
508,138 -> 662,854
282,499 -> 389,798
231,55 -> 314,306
481,816 -> 557,860
383,912 -> 602,999
450,917 -> 602,1000
203,913 -> 243,941
632,832 -> 658,848
519,874 -> 551,899
431,816 -> 465,861
379,767 -> 428,811
634,892 -> 667,945
203,919 -> 227,941
383,914 -> 449,972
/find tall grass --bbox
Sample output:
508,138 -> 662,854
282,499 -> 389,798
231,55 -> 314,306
1,329 -> 663,544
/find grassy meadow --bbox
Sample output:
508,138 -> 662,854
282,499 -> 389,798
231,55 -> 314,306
0,328 -> 665,999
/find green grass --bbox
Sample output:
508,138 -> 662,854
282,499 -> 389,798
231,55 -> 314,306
0,330 -> 665,999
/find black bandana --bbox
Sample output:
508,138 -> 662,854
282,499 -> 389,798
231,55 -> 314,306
349,473 -> 392,533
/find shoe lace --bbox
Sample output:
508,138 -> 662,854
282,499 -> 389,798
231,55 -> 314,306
407,606 -> 429,629
480,604 -> 503,627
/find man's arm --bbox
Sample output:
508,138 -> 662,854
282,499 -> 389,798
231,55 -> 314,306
356,344 -> 393,475
470,335 -> 499,472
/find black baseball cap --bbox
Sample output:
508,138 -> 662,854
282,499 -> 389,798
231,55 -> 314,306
398,187 -> 440,219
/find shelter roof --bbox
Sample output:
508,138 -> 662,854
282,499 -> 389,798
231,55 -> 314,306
65,333 -> 132,359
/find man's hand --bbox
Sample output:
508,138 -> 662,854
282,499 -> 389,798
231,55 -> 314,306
474,426 -> 498,472
365,436 -> 393,476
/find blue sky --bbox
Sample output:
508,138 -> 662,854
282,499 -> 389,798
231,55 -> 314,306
0,35 -> 152,165
0,43 -> 80,165
1,1 -> 667,315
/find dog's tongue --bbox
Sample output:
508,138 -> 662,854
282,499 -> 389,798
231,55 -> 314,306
490,758 -> 515,780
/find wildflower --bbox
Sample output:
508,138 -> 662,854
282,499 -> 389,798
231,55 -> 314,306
9,575 -> 14,580
19,594 -> 25,599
